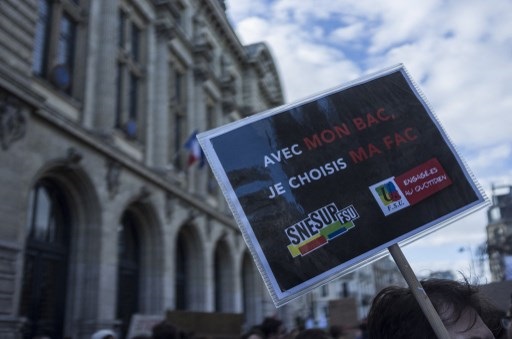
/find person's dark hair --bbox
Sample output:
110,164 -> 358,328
479,300 -> 506,338
367,278 -> 485,339
295,328 -> 331,339
259,317 -> 283,337
152,320 -> 188,339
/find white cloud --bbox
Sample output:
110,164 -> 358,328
227,0 -> 512,167
405,211 -> 489,249
235,16 -> 270,44
235,11 -> 361,102
225,0 -> 268,22
329,22 -> 366,44
226,0 -> 512,281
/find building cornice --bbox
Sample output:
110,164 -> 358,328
201,1 -> 246,66
32,102 -> 237,230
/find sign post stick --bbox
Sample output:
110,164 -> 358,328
388,243 -> 451,339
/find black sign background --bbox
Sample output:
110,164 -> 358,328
204,68 -> 484,299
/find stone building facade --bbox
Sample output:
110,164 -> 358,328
0,0 -> 284,338
303,256 -> 405,330
486,185 -> 512,281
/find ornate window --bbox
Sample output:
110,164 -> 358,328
321,284 -> 329,297
32,0 -> 85,96
169,59 -> 187,170
115,2 -> 146,140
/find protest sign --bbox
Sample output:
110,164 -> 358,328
198,64 -> 487,306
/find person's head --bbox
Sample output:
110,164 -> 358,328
152,320 -> 188,339
259,317 -> 284,338
480,304 -> 507,338
367,278 -> 494,339
91,329 -> 116,339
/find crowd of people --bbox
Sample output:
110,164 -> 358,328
91,278 -> 512,339
90,316 -> 361,339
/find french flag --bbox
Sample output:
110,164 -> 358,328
184,130 -> 204,168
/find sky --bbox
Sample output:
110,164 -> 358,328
225,0 -> 512,282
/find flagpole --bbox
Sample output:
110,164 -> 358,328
171,147 -> 184,163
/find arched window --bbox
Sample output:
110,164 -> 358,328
175,232 -> 187,310
214,245 -> 222,312
175,225 -> 205,311
242,252 -> 260,325
116,210 -> 140,339
214,240 -> 233,312
20,180 -> 70,339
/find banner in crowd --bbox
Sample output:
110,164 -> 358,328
198,64 -> 487,306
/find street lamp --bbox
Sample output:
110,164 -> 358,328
458,245 -> 478,281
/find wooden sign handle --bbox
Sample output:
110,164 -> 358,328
388,244 -> 451,339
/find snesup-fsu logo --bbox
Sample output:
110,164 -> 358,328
285,203 -> 360,258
